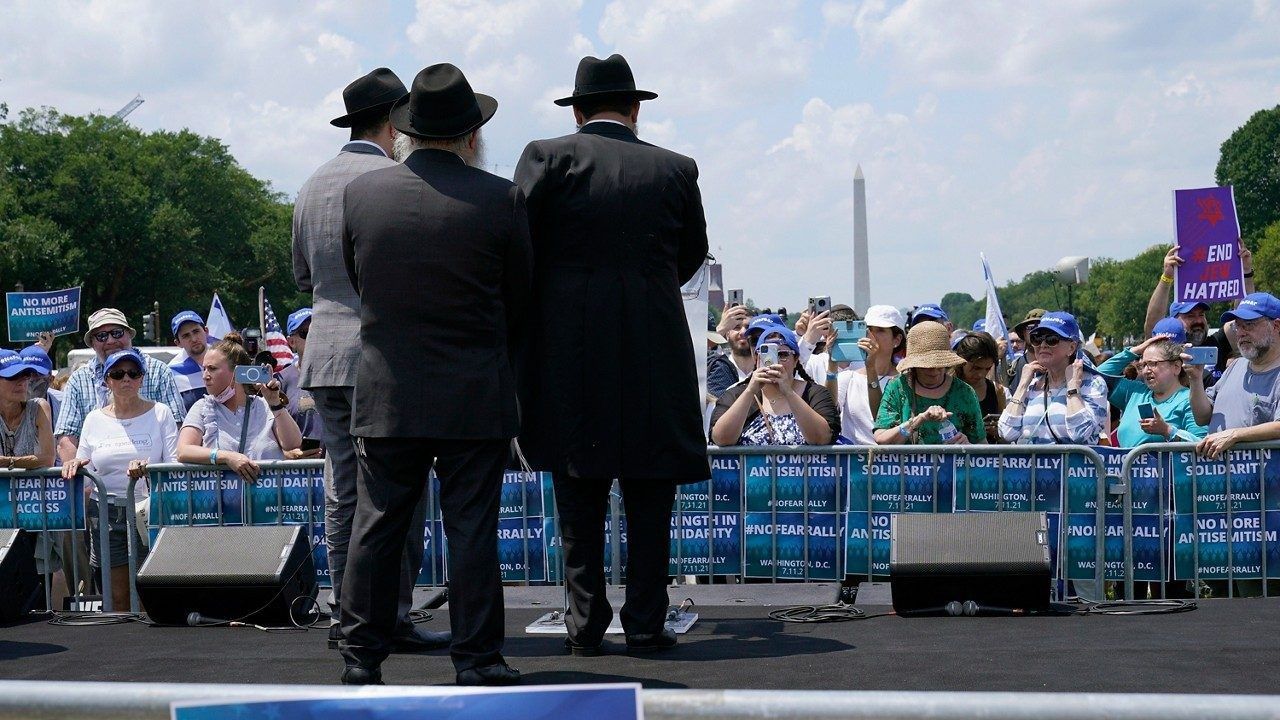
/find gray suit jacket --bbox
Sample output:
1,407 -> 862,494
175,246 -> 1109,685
292,142 -> 396,389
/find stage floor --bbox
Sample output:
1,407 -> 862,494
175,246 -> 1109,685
2,586 -> 1278,693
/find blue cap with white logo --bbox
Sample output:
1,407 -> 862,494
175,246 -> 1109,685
1169,300 -> 1209,317
286,308 -> 313,336
1030,311 -> 1080,341
1221,293 -> 1280,324
17,346 -> 53,376
1151,317 -> 1187,344
102,348 -> 146,376
0,349 -> 40,379
911,303 -> 948,325
747,315 -> 785,337
170,310 -> 205,337
755,326 -> 801,356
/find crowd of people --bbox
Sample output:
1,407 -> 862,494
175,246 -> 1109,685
705,241 -> 1280,460
4,55 -> 1279,685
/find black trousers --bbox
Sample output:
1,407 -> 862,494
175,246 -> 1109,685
552,476 -> 677,645
341,436 -> 508,672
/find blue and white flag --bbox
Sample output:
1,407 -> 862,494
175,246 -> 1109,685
981,253 -> 1012,358
206,293 -> 233,340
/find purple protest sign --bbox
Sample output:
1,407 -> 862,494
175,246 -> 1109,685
1173,186 -> 1244,303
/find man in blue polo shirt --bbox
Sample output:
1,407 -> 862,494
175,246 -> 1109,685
168,310 -> 212,412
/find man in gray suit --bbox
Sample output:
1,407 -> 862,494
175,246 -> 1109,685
292,67 -> 448,653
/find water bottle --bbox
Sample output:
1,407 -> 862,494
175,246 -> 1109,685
938,418 -> 959,443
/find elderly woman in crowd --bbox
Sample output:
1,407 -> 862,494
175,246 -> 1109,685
999,311 -> 1109,445
953,332 -> 1008,443
176,334 -> 313,481
1097,329 -> 1208,447
874,322 -> 985,445
61,348 -> 178,609
838,305 -> 906,443
0,349 -> 55,470
710,325 -> 839,446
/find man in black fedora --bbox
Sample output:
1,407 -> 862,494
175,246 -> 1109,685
339,63 -> 532,686
515,54 -> 709,656
293,67 -> 450,657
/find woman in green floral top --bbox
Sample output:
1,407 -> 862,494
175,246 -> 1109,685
873,321 -> 985,445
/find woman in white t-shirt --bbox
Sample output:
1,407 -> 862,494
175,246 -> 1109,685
837,305 -> 906,443
61,348 -> 177,609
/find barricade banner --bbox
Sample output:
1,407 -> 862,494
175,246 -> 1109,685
745,511 -> 840,580
1063,448 -> 1165,581
498,472 -> 546,582
0,473 -> 84,530
1167,448 -> 1280,580
149,469 -> 243,526
957,453 -> 1058,512
849,451 -> 952,513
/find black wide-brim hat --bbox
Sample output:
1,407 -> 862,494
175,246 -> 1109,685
390,63 -> 497,140
330,67 -> 408,128
553,53 -> 657,107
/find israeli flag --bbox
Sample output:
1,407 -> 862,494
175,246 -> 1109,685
207,292 -> 234,340
981,253 -> 1012,358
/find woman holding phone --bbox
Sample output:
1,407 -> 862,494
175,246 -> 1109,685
1096,331 -> 1207,447
709,325 -> 839,446
953,332 -> 1007,443
176,333 -> 315,481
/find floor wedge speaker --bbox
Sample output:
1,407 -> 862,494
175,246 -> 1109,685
137,525 -> 316,625
890,513 -> 1051,616
0,529 -> 40,622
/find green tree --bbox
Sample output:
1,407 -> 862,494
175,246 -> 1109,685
0,107 -> 304,353
1216,105 -> 1280,243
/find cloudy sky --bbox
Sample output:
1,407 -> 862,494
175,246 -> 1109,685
3,1 -> 1278,311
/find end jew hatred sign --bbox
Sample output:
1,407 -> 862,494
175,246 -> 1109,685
5,287 -> 81,342
1173,186 -> 1244,304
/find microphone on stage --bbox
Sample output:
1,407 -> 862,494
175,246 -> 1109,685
945,601 -> 963,617
186,611 -> 228,627
962,600 -> 1026,616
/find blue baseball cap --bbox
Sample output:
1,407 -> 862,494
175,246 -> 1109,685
170,310 -> 205,337
103,348 -> 146,376
1221,293 -> 1280,324
747,315 -> 785,337
911,303 -> 948,325
1169,300 -> 1209,317
286,308 -> 313,336
755,326 -> 800,356
1150,317 -> 1187,344
18,346 -> 53,376
972,319 -> 987,332
0,349 -> 44,379
1029,311 -> 1080,341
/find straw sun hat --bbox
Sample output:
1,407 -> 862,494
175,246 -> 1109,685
896,321 -> 965,373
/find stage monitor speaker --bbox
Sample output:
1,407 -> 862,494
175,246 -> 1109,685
137,525 -> 316,626
890,512 -> 1051,616
0,528 -> 40,622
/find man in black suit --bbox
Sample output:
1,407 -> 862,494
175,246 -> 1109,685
339,63 -> 531,687
515,54 -> 709,656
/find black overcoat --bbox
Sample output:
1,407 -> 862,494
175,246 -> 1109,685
342,149 -> 533,439
514,122 -> 709,482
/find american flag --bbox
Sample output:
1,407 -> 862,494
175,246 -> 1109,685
262,297 -> 295,367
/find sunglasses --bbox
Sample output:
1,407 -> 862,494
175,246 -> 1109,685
106,368 -> 144,381
1028,334 -> 1063,348
92,328 -> 127,343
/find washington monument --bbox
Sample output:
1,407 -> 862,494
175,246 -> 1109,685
853,164 -> 870,315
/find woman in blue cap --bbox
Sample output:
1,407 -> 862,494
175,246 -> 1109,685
61,348 -> 178,609
0,349 -> 54,470
999,311 -> 1108,444
709,325 -> 839,446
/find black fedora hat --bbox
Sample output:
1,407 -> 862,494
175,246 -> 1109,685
389,63 -> 497,140
330,68 -> 408,128
553,53 -> 657,107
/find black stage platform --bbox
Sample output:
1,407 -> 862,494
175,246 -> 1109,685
2,586 -> 1278,693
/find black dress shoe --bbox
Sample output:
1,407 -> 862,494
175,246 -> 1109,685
626,628 -> 677,653
456,661 -> 521,686
328,624 -> 343,650
341,665 -> 384,685
392,626 -> 452,653
564,637 -> 602,657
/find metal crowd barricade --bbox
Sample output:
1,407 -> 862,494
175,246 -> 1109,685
699,444 -> 1109,594
1119,441 -> 1277,602
0,467 -> 115,613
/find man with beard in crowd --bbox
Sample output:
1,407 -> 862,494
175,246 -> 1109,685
708,304 -> 754,398
1144,244 -> 1254,386
168,311 -> 212,412
339,63 -> 530,687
